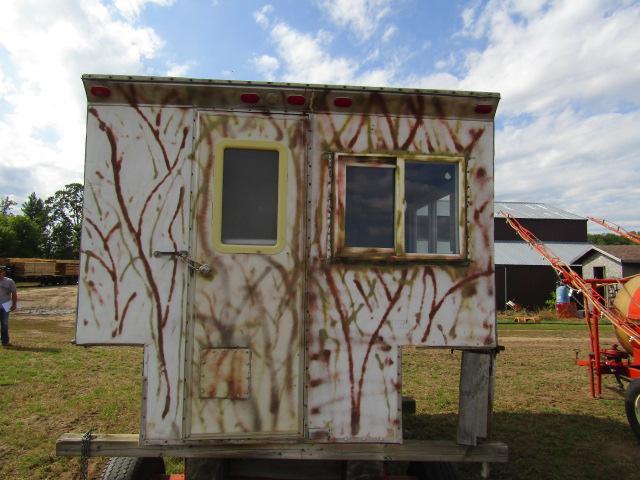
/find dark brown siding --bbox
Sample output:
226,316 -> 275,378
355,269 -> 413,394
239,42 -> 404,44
495,265 -> 583,310
623,264 -> 640,277
495,218 -> 587,242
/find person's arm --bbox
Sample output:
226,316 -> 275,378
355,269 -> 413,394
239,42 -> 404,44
10,285 -> 17,311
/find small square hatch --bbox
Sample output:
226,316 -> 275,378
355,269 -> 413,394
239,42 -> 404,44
199,348 -> 251,399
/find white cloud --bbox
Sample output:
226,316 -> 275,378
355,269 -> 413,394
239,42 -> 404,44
251,54 -> 280,80
434,53 -> 456,71
253,7 -> 407,86
268,21 -> 358,83
381,25 -> 397,43
409,72 -> 460,90
113,0 -> 175,21
254,4 -> 273,28
459,0 -> 640,116
496,108 -> 640,226
454,0 -> 640,229
165,61 -> 194,77
0,68 -> 13,97
317,0 -> 392,39
0,0 -> 169,202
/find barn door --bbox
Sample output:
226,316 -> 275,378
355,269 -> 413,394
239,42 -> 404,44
184,111 -> 306,439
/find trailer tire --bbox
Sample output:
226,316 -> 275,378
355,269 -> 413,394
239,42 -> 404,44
625,379 -> 640,441
407,461 -> 460,480
100,457 -> 165,480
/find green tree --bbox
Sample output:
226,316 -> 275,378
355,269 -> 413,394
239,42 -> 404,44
21,193 -> 50,256
587,233 -> 633,245
46,183 -> 83,227
48,216 -> 75,259
0,196 -> 17,216
22,192 -> 50,230
0,214 -> 18,255
45,183 -> 83,259
9,215 -> 41,257
0,214 -> 41,257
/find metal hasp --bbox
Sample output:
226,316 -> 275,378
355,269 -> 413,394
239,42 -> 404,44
65,74 -> 505,473
502,212 -> 640,439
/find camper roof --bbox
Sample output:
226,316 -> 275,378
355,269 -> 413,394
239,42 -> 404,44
82,74 -> 500,120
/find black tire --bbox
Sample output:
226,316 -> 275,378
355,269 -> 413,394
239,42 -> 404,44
625,378 -> 640,441
407,461 -> 460,480
100,457 -> 165,480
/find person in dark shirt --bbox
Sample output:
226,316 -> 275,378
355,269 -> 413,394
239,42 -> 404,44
0,266 -> 18,346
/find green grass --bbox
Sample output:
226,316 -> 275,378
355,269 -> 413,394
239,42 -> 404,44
402,320 -> 640,479
0,319 -> 143,479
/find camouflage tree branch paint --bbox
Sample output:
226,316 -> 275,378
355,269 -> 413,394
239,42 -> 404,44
76,75 -> 498,446
77,100 -> 193,441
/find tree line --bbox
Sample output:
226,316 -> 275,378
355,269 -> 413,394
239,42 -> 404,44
587,232 -> 638,245
0,183 -> 83,259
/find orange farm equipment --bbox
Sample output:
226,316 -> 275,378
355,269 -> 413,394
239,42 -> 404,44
501,212 -> 640,439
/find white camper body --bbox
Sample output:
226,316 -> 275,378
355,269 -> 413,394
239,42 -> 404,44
60,75 -> 505,474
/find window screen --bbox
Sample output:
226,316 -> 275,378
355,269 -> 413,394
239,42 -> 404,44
345,165 -> 395,248
221,148 -> 279,245
404,162 -> 458,254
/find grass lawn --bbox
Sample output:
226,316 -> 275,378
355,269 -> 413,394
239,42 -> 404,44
1,288 -> 639,479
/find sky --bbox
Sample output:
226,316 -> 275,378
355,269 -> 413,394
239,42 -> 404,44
0,0 -> 639,230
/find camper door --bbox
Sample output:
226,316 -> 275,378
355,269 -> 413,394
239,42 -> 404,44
185,111 -> 306,439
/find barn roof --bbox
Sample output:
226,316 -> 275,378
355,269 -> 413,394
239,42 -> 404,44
495,241 -> 591,266
572,245 -> 640,264
495,202 -> 585,221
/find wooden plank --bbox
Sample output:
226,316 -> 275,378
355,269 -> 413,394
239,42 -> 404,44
56,434 -> 508,463
457,351 -> 493,446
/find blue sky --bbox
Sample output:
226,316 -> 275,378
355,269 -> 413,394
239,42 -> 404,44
0,0 -> 639,230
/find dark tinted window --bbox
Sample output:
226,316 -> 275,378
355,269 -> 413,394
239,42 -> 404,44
345,166 -> 395,248
404,162 -> 458,254
221,148 -> 278,245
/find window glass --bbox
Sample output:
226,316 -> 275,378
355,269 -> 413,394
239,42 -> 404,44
221,148 -> 279,245
404,162 -> 458,254
345,166 -> 395,248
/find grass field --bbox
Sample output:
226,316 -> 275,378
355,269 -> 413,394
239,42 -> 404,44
1,287 -> 639,479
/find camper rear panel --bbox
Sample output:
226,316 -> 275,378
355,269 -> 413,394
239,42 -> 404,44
77,76 -> 498,445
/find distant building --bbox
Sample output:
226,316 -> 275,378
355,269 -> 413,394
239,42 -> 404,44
494,202 -> 591,310
573,245 -> 640,279
572,245 -> 640,305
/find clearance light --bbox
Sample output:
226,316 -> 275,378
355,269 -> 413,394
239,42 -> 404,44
90,86 -> 111,98
474,104 -> 493,114
334,97 -> 353,108
287,95 -> 306,106
240,93 -> 260,104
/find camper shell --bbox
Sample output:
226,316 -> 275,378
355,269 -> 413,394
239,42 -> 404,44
58,74 -> 505,476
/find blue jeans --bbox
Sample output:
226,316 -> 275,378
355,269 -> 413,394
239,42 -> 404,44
0,308 -> 8,345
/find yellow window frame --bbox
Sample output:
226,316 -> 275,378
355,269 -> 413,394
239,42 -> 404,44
332,153 -> 467,260
213,139 -> 288,255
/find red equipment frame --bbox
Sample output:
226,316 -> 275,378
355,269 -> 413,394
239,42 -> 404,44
500,212 -> 640,398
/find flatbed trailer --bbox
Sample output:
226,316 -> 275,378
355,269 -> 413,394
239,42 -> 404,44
59,74 -> 505,479
0,257 -> 79,285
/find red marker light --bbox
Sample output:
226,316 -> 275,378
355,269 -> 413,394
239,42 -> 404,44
334,97 -> 353,108
240,93 -> 260,104
474,104 -> 493,114
90,86 -> 111,98
287,95 -> 306,106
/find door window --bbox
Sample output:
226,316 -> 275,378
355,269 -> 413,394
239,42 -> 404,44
213,140 -> 288,254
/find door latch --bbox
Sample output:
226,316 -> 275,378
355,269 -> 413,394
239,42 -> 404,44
153,250 -> 212,275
